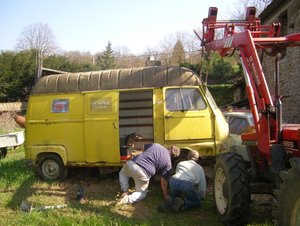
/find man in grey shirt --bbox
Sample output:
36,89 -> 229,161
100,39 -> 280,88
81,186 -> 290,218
117,143 -> 180,205
157,149 -> 206,212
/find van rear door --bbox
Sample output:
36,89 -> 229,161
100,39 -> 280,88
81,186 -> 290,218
163,87 -> 213,140
84,91 -> 119,163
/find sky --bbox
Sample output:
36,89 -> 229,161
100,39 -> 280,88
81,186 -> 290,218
0,0 -> 236,55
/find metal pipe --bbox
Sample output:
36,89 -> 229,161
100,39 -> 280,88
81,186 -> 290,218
274,53 -> 282,142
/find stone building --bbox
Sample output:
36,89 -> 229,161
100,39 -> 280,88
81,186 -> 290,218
260,0 -> 300,123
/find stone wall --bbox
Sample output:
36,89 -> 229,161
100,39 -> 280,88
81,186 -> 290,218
0,112 -> 22,132
261,0 -> 300,123
0,102 -> 27,132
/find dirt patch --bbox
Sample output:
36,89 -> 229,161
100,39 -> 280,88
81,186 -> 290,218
20,166 -> 274,224
23,168 -> 158,219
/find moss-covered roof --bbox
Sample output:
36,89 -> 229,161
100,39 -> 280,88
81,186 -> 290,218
31,66 -> 201,94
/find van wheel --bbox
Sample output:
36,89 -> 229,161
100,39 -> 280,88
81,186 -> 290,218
0,148 -> 7,159
37,154 -> 68,181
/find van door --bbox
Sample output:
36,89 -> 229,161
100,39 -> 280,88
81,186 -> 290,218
84,91 -> 119,163
163,87 -> 213,140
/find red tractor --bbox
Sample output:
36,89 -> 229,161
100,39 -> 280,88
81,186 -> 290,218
200,7 -> 300,226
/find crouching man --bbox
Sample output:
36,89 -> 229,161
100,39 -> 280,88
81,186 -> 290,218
157,150 -> 206,212
117,143 -> 180,205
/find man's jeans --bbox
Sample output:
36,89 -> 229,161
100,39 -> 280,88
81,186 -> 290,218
119,160 -> 150,203
169,177 -> 201,210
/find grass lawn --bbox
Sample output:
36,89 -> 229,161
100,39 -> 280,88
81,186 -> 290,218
0,147 -> 275,226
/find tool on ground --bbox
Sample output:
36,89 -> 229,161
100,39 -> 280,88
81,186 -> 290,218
20,200 -> 67,212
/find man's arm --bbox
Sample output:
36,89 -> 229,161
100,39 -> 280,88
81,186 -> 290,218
160,176 -> 169,199
197,167 -> 207,199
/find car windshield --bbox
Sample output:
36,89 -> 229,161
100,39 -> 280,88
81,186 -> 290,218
249,117 -> 254,125
228,117 -> 250,135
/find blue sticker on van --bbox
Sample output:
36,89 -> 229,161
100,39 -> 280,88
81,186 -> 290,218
52,99 -> 69,113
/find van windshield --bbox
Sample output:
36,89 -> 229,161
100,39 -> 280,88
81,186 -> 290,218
165,88 -> 207,111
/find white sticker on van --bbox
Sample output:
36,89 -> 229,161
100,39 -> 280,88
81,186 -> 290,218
90,97 -> 112,112
52,99 -> 69,113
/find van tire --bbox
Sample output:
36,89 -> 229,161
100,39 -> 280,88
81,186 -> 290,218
37,154 -> 68,181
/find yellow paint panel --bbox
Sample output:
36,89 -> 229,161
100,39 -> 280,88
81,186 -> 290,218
25,94 -> 85,162
163,87 -> 213,140
84,92 -> 119,163
165,113 -> 213,140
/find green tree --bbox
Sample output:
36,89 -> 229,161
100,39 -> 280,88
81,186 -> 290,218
181,53 -> 242,107
44,54 -> 95,73
0,50 -> 35,101
181,53 -> 242,83
180,62 -> 201,75
97,41 -> 116,70
208,84 -> 234,107
195,53 -> 242,85
171,40 -> 186,66
43,55 -> 71,72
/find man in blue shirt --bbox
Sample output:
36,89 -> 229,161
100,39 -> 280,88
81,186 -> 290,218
157,149 -> 206,212
117,143 -> 180,205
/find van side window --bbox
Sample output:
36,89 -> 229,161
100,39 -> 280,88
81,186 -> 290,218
165,88 -> 206,111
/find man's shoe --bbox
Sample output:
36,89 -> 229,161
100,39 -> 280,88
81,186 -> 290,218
171,197 -> 184,213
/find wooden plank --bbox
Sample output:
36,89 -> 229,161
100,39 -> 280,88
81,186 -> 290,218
119,124 -> 153,128
119,106 -> 152,111
120,98 -> 152,103
119,115 -> 152,119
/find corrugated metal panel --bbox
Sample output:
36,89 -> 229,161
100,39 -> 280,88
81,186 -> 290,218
31,66 -> 201,95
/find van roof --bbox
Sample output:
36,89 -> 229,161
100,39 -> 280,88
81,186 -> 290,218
31,66 -> 201,94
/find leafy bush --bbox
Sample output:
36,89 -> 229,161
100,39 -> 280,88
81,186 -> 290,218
208,84 -> 234,107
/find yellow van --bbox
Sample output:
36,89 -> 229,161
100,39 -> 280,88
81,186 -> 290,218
25,66 -> 228,180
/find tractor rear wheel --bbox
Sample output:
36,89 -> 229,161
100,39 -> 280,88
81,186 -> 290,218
213,153 -> 251,225
275,157 -> 300,226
